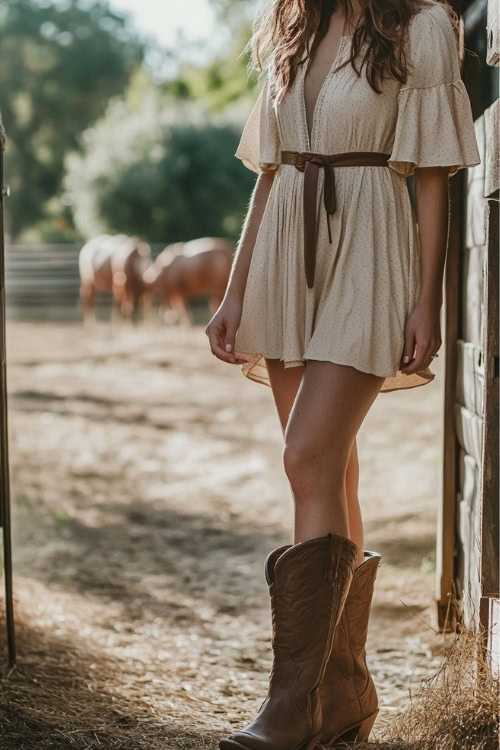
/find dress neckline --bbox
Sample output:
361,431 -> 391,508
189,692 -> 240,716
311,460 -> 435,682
302,33 -> 351,149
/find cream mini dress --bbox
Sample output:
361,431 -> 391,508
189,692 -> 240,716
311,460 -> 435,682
233,2 -> 480,393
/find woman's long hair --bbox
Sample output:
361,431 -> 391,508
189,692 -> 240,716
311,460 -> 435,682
245,0 -> 459,99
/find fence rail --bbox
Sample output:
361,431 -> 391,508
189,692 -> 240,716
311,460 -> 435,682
5,245 -> 82,319
4,243 -> 207,322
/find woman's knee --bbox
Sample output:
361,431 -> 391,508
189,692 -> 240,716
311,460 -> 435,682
282,434 -> 348,494
282,439 -> 308,487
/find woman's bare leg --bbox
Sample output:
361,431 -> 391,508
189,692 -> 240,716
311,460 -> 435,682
266,359 -> 365,565
345,440 -> 364,566
265,358 -> 383,564
265,359 -> 305,434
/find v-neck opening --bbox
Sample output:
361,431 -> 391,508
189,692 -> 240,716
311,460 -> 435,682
302,34 -> 350,149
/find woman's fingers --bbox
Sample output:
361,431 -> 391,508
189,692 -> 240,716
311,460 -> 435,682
401,304 -> 441,374
401,340 -> 436,374
400,328 -> 416,370
206,321 -> 246,364
224,318 -> 239,357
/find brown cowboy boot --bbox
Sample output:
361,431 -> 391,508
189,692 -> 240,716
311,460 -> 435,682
219,533 -> 358,750
319,550 -> 381,746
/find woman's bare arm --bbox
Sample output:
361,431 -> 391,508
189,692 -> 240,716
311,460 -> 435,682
205,169 -> 277,364
225,169 -> 277,301
400,166 -> 448,374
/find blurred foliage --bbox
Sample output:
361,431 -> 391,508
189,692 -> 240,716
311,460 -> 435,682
0,0 -> 144,239
64,74 -> 257,243
208,0 -> 253,22
2,0 -> 263,244
162,22 -> 258,112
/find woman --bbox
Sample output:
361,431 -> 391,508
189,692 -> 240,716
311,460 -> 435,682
205,0 -> 480,747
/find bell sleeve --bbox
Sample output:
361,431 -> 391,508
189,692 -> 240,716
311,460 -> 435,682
388,3 -> 481,178
235,75 -> 281,174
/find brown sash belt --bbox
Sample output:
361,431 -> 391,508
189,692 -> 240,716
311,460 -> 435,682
281,150 -> 391,288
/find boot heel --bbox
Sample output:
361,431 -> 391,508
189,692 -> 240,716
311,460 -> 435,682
337,711 -> 378,744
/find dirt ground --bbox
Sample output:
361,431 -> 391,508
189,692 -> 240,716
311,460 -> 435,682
1,320 -> 448,748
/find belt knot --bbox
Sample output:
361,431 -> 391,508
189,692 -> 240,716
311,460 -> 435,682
280,150 -> 391,288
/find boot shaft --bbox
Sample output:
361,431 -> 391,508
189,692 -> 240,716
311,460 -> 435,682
219,533 -> 359,750
319,550 -> 381,745
342,550 -> 380,656
329,551 -> 380,676
266,535 -> 358,690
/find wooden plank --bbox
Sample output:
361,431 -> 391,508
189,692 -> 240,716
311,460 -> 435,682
5,244 -> 82,313
482,597 -> 500,676
462,246 -> 484,346
455,402 -> 484,464
437,172 -> 464,630
486,0 -> 500,66
484,99 -> 499,199
456,339 -> 484,414
480,200 -> 499,596
5,279 -> 80,288
457,449 -> 482,627
466,116 -> 486,249
437,9 -> 473,627
6,243 -> 80,253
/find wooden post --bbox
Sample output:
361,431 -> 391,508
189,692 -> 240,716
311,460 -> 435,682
436,4 -> 477,629
437,168 -> 464,631
480,198 -> 499,600
0,118 -> 16,669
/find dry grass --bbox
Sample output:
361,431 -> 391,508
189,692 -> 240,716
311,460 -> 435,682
384,625 -> 499,750
0,603 -> 219,750
1,607 -> 498,750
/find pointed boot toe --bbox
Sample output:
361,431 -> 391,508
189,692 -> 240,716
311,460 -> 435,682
220,735 -> 322,750
219,734 -> 258,750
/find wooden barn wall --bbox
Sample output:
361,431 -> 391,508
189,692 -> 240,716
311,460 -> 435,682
458,135 -> 499,627
438,0 -> 499,670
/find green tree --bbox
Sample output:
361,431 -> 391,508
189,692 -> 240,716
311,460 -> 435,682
64,80 -> 257,243
0,0 -> 144,239
162,22 -> 258,112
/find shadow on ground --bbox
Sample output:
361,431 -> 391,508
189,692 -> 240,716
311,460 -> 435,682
0,610 -> 219,750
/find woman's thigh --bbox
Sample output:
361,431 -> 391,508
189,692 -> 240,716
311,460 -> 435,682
265,358 -> 305,434
283,360 -> 384,465
265,359 -> 384,445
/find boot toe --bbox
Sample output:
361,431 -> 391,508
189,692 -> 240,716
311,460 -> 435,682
219,732 -> 259,750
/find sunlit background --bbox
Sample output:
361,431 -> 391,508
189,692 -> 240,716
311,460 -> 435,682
111,0 -> 219,56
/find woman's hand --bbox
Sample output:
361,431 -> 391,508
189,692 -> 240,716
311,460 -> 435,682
400,298 -> 442,375
204,172 -> 276,367
403,165 -> 447,375
205,292 -> 247,365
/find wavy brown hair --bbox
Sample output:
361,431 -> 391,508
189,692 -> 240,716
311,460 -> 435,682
244,0 -> 459,99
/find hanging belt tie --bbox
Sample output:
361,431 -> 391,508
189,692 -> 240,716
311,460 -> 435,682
280,150 -> 392,289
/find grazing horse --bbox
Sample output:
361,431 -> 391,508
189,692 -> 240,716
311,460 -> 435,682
143,237 -> 234,324
79,234 -> 120,323
110,236 -> 152,321
79,234 -> 152,323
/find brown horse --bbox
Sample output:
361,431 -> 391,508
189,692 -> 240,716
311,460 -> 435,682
111,236 -> 152,321
79,234 -> 152,323
143,237 -> 234,324
79,234 -> 119,323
